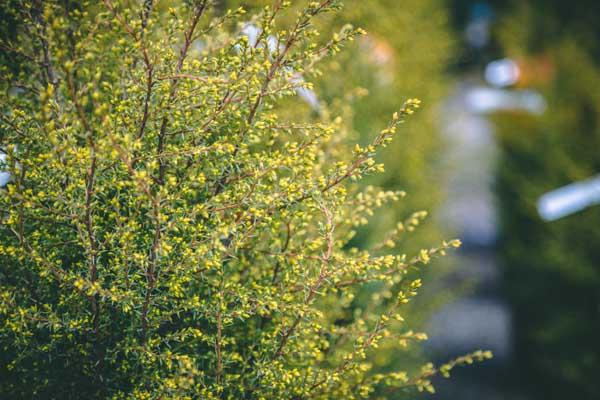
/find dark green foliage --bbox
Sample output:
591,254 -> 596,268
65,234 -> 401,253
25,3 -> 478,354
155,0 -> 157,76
495,18 -> 600,400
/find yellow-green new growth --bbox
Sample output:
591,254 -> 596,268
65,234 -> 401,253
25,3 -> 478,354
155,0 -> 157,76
0,1 -> 489,398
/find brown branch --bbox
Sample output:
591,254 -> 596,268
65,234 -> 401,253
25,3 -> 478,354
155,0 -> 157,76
212,1 -> 334,199
140,201 -> 161,345
30,0 -> 58,87
155,1 -> 208,184
309,318 -> 387,395
102,0 -> 139,40
107,134 -> 160,347
110,139 -> 161,346
103,0 -> 155,142
273,204 -> 335,359
65,63 -> 103,378
271,221 -> 291,284
0,41 -> 39,65
187,3 -> 287,141
137,0 -> 156,141
0,114 -> 28,138
215,303 -> 223,385
139,2 -> 209,345
137,63 -> 154,139
141,0 -> 154,29
156,73 -> 228,84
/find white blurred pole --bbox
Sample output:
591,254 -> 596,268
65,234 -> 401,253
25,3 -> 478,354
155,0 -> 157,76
537,175 -> 600,221
464,86 -> 546,115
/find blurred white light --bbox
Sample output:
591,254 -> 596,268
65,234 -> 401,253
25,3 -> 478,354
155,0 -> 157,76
241,23 -> 260,47
537,175 -> 600,221
485,58 -> 520,87
0,152 -> 12,188
464,87 -> 546,115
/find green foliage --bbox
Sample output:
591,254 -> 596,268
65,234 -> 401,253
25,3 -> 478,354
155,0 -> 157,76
323,0 -> 459,378
225,0 -> 454,252
228,2 -> 458,374
494,5 -> 600,399
0,1 -> 489,398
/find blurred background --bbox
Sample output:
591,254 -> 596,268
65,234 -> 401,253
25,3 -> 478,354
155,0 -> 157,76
404,0 -> 600,398
312,0 -> 600,398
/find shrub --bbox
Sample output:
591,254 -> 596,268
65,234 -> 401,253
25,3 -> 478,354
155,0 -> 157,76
0,1 -> 490,398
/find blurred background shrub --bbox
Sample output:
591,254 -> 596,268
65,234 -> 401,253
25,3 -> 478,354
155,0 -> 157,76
492,1 -> 600,398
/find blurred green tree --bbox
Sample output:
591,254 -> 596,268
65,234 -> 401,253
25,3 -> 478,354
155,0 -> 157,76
493,2 -> 600,398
